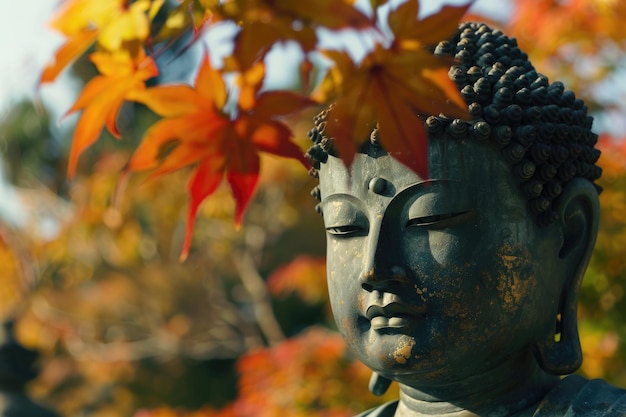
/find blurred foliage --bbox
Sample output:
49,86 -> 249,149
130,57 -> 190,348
507,0 -> 626,109
578,137 -> 626,384
0,0 -> 625,416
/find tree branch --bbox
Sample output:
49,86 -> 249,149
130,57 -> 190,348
233,250 -> 285,346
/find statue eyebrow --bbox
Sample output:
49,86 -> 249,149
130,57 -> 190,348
389,179 -> 460,206
397,179 -> 458,194
319,193 -> 368,211
320,179 -> 458,203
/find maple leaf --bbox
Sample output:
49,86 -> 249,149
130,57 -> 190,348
370,0 -> 390,10
315,45 -> 467,178
128,53 -> 314,260
225,0 -> 373,70
65,50 -> 158,178
41,0 -> 163,83
313,1 -> 470,178
40,28 -> 99,83
388,1 -> 472,50
153,0 -> 220,52
233,20 -> 317,70
274,0 -> 374,29
98,0 -> 156,51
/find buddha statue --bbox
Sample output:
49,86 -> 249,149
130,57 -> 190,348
306,22 -> 626,416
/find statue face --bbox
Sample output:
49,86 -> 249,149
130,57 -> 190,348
318,138 -> 566,385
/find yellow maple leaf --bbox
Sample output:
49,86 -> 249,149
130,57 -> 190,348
66,50 -> 158,178
41,0 -> 164,83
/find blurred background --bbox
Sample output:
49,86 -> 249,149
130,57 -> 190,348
0,0 -> 625,416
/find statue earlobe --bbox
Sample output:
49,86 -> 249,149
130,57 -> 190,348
534,178 -> 600,375
534,290 -> 583,375
369,372 -> 392,396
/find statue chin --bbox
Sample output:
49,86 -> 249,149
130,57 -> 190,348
307,21 -> 622,417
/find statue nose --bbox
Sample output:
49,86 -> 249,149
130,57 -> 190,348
359,263 -> 412,292
359,222 -> 411,291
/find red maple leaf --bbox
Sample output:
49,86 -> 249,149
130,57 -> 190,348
129,54 -> 314,260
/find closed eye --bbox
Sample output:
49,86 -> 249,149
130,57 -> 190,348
326,225 -> 366,236
406,210 -> 472,227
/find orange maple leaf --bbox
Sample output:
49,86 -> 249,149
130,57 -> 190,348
225,0 -> 373,70
65,50 -> 158,178
388,1 -> 472,50
315,46 -> 467,178
40,28 -> 99,83
313,0 -> 470,178
41,0 -> 163,83
129,54 -> 314,260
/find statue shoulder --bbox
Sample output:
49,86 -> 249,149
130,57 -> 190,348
534,374 -> 626,416
354,401 -> 398,417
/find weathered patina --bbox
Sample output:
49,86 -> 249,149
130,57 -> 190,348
307,22 -> 625,416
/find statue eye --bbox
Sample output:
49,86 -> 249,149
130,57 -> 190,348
326,225 -> 366,237
406,210 -> 472,227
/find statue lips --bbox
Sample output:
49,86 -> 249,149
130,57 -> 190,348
365,302 -> 427,331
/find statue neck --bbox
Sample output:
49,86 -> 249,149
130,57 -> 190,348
393,352 -> 559,417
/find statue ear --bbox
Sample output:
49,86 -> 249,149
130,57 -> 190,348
557,179 -> 600,262
534,178 -> 600,375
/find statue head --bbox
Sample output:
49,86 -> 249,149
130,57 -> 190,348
307,22 -> 602,394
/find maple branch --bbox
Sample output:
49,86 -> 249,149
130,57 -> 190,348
233,249 -> 286,346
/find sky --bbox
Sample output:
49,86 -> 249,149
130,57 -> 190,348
0,1 -> 64,230
0,1 -> 66,116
